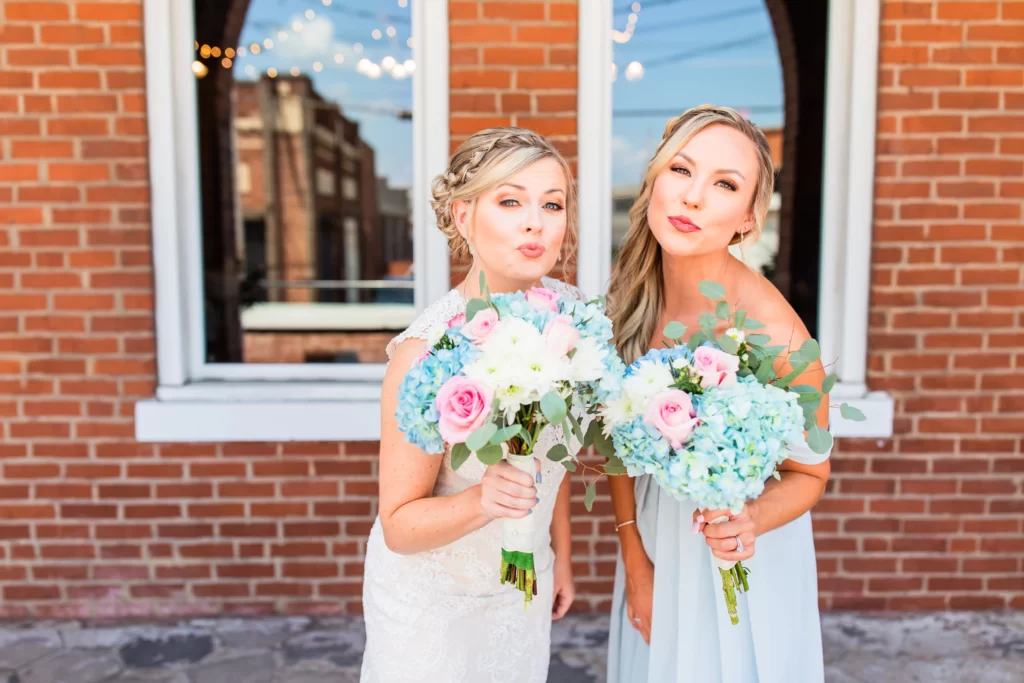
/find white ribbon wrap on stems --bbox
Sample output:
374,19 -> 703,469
502,452 -> 537,554
708,515 -> 737,571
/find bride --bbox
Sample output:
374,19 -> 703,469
361,128 -> 582,682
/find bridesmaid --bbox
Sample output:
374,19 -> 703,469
605,105 -> 831,682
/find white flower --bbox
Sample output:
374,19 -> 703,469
601,394 -> 636,426
671,357 -> 691,370
726,328 -> 746,344
425,325 -> 445,347
479,317 -> 542,356
622,360 -> 674,407
569,337 -> 606,383
742,353 -> 749,363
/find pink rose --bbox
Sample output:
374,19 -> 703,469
526,287 -> 560,313
436,377 -> 493,444
460,308 -> 499,344
645,390 -> 699,450
543,315 -> 579,357
447,313 -> 466,328
692,347 -> 740,390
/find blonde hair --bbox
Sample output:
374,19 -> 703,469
607,105 -> 776,365
430,127 -> 577,262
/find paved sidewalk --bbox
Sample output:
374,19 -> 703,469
0,612 -> 1020,682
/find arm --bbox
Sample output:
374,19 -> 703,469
378,338 -> 537,555
609,472 -> 654,643
699,318 -> 831,561
550,473 -> 574,619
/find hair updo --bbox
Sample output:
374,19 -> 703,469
430,127 -> 577,261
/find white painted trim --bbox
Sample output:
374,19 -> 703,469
414,0 -> 452,303
139,0 -> 448,439
136,398 -> 381,442
576,0 -> 613,298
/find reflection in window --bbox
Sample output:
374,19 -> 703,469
194,0 -> 415,364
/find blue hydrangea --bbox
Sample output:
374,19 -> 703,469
612,374 -> 805,513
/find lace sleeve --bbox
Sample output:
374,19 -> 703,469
385,291 -> 465,361
540,277 -> 587,303
784,437 -> 832,466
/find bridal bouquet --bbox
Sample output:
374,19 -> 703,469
602,280 -> 864,624
396,275 -> 625,605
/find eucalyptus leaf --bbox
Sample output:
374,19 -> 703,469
755,358 -> 775,383
733,310 -> 746,330
763,345 -> 788,357
450,443 -> 471,471
799,339 -> 821,363
479,271 -> 487,295
802,402 -> 818,419
540,391 -> 567,425
797,391 -> 824,405
806,426 -> 833,455
465,298 -> 489,323
490,425 -> 522,445
603,455 -> 627,475
840,403 -> 867,421
804,415 -> 818,431
663,321 -> 688,340
775,362 -> 809,390
788,352 -> 807,368
789,384 -> 817,394
699,280 -> 726,301
822,374 -> 838,395
466,422 -> 498,452
687,331 -> 708,352
715,301 -> 731,321
476,443 -> 503,465
583,419 -> 601,449
717,334 -> 740,354
583,480 -> 597,512
593,425 -> 615,457
546,443 -> 570,462
699,312 -> 717,332
743,317 -> 766,330
561,459 -> 577,472
566,411 -> 585,445
746,333 -> 771,346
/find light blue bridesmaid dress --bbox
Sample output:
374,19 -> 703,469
607,440 -> 831,683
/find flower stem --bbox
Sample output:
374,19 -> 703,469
719,567 -> 739,626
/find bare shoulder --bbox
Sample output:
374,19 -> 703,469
382,337 -> 428,392
740,274 -> 810,353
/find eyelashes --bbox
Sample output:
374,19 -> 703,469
499,198 -> 564,211
670,167 -> 738,192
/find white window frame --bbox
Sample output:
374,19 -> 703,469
136,0 -> 450,442
577,0 -> 893,438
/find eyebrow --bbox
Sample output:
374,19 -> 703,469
499,183 -> 566,194
675,153 -> 746,180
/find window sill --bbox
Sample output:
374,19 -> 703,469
136,381 -> 893,444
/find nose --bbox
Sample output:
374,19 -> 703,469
523,202 -> 543,233
681,181 -> 703,209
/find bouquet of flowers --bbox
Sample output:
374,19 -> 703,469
602,280 -> 865,624
396,274 -> 625,605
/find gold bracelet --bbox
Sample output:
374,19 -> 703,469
615,519 -> 636,531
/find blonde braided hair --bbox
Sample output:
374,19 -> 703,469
430,127 -> 578,262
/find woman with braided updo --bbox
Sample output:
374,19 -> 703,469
606,106 -> 831,682
361,128 -> 581,682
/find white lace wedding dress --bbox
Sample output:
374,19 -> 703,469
360,277 -> 583,683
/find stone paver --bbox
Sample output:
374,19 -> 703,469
0,612 -> 1018,682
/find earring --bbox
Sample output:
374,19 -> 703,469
557,253 -> 562,262
467,240 -> 476,258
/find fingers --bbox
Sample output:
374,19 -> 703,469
626,603 -> 652,644
711,546 -> 755,563
491,462 -> 536,488
702,518 -> 752,540
552,587 -> 574,620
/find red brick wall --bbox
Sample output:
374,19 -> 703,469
1,0 -> 1021,620
814,0 -> 1024,611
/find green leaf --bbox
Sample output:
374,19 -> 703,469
687,331 -> 708,352
806,426 -> 833,455
466,422 -> 498,452
561,459 -> 577,472
822,374 -> 838,395
546,443 -> 570,462
798,339 -> 821,363
490,424 -> 522,445
476,443 -> 504,465
699,280 -> 726,301
797,391 -> 824,405
755,358 -> 775,383
840,403 -> 867,421
762,345 -> 788,357
465,298 -> 489,323
715,300 -> 731,321
746,333 -> 771,346
717,334 -> 740,354
775,362 -> 809,390
540,391 -> 567,425
592,425 -> 615,457
583,419 -> 601,449
788,351 -> 807,368
566,412 -> 585,445
743,317 -> 766,330
663,321 -> 687,340
734,310 -> 746,330
789,384 -> 818,394
450,443 -> 471,471
603,455 -> 627,475
802,402 -> 818,419
699,312 -> 717,333
804,415 -> 819,432
479,271 -> 487,295
583,481 -> 597,512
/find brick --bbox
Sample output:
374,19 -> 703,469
450,69 -> 511,89
482,2 -> 545,20
449,24 -> 513,45
47,119 -> 111,136
968,24 -> 1024,41
483,47 -> 545,66
936,137 -> 997,154
6,48 -> 70,66
965,69 -> 1023,87
936,2 -> 998,20
901,25 -> 963,42
881,1 -> 932,19
11,141 -> 75,159
0,165 -> 39,182
76,48 -> 144,66
40,25 -> 106,43
516,69 -> 577,89
449,1 -> 478,19
969,115 -> 1024,133
938,91 -> 1001,109
449,116 -> 511,135
517,25 -> 578,44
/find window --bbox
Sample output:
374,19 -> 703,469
137,0 -> 450,441
577,0 -> 893,437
